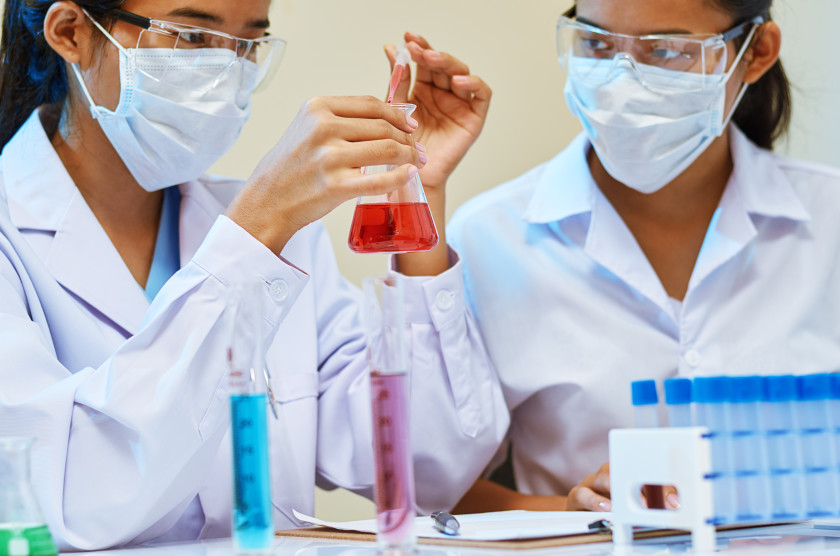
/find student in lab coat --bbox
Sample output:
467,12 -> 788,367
448,0 -> 840,512
0,0 -> 508,549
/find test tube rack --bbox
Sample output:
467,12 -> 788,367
612,373 -> 840,553
610,427 -> 717,552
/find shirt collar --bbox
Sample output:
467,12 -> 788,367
727,125 -> 811,223
523,133 -> 596,224
2,110 -> 79,232
523,127 -> 810,225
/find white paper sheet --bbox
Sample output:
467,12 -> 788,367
292,509 -> 612,541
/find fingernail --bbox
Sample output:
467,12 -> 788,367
406,116 -> 419,129
667,494 -> 680,509
452,75 -> 469,84
598,501 -> 612,511
408,165 -> 418,178
415,141 -> 426,153
427,50 -> 441,58
418,152 -> 428,164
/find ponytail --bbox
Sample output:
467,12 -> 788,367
0,0 -> 122,151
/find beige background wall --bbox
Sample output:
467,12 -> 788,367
1,0 -> 837,522
208,0 -> 839,521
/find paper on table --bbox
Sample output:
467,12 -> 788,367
292,509 -> 612,541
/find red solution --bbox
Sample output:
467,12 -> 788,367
348,202 -> 438,253
371,371 -> 415,544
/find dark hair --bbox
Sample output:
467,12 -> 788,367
0,0 -> 123,151
709,0 -> 792,149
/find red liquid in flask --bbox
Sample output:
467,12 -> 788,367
371,371 -> 415,545
348,202 -> 438,253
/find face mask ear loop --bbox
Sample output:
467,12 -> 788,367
715,23 -> 760,136
70,62 -> 107,120
81,8 -> 129,54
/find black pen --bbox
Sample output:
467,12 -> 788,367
431,511 -> 460,536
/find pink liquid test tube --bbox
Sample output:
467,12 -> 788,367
361,275 -> 416,551
387,45 -> 410,103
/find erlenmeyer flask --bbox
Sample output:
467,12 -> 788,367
0,438 -> 58,556
348,103 -> 439,254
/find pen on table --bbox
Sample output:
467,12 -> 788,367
431,511 -> 460,536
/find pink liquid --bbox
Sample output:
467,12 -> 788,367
371,371 -> 415,547
348,202 -> 438,254
387,65 -> 405,103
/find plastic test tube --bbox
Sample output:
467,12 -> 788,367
664,377 -> 693,427
796,374 -> 838,517
630,380 -> 666,509
830,373 -> 840,509
693,376 -> 735,525
762,375 -> 805,520
728,376 -> 769,522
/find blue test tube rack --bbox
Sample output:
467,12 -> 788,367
612,373 -> 840,552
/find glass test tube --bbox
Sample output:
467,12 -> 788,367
729,376 -> 770,522
664,377 -> 693,427
762,375 -> 805,520
694,376 -> 735,524
362,275 -> 416,552
795,374 -> 838,517
227,283 -> 274,553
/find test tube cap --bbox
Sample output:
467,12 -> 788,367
693,376 -> 729,403
631,380 -> 658,406
796,373 -> 831,401
762,374 -> 797,402
729,375 -> 763,403
664,377 -> 692,405
830,373 -> 840,400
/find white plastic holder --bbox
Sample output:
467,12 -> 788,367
609,427 -> 716,553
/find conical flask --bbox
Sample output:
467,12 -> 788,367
348,103 -> 439,254
0,438 -> 57,556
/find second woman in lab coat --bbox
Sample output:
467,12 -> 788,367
0,0 -> 507,549
448,0 -> 840,512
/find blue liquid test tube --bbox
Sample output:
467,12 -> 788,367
729,376 -> 770,522
694,376 -> 735,525
795,374 -> 838,517
830,373 -> 840,509
762,375 -> 805,520
664,378 -> 692,427
227,283 -> 274,553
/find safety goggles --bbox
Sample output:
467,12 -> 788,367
557,8 -> 767,92
102,8 -> 286,90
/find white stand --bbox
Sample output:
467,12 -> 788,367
609,427 -> 716,553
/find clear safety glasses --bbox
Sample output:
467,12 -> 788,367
556,10 -> 767,92
105,8 -> 286,90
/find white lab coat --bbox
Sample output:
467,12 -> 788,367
448,127 -> 840,497
0,112 -> 508,550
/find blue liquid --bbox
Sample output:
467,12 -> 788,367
230,393 -> 273,551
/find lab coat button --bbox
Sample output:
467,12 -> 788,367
685,349 -> 701,367
435,289 -> 455,311
269,279 -> 288,302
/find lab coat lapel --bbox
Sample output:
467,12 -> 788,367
46,189 -> 149,336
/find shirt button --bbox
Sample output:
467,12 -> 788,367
685,349 -> 701,368
269,279 -> 288,302
435,289 -> 455,311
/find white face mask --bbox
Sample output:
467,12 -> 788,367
71,17 -> 258,192
563,37 -> 753,194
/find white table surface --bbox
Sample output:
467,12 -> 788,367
72,523 -> 840,555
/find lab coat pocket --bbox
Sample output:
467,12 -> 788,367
271,371 -> 319,403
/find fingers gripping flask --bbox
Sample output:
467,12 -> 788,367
0,438 -> 58,556
348,103 -> 438,254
